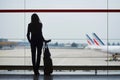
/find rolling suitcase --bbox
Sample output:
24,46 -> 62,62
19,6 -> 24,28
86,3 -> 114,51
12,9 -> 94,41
43,43 -> 53,75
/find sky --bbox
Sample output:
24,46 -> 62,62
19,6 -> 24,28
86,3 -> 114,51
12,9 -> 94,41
0,0 -> 120,43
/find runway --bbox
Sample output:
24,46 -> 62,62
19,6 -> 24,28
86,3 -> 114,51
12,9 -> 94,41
0,48 -> 120,66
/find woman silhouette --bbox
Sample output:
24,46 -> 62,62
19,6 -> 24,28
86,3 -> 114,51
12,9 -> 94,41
27,13 -> 50,75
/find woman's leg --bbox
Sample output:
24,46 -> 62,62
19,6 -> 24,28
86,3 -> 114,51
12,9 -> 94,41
36,43 -> 43,71
31,44 -> 37,73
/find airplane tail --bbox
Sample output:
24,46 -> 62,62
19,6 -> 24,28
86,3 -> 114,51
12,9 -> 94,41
92,33 -> 105,46
86,34 -> 94,45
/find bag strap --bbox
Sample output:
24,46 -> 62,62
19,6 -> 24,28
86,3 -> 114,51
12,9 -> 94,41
43,42 -> 48,52
45,43 -> 48,48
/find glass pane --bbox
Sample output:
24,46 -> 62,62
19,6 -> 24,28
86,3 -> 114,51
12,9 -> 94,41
0,13 -> 24,39
108,13 -> 120,63
109,0 -> 120,9
25,13 -> 107,66
26,0 -> 107,9
0,13 -> 25,65
0,0 -> 24,9
0,0 -> 120,75
108,13 -> 120,40
25,13 -> 107,39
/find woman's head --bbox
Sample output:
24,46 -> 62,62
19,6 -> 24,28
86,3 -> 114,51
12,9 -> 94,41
31,13 -> 40,23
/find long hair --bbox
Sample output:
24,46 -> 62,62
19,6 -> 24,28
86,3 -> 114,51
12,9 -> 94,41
31,13 -> 41,23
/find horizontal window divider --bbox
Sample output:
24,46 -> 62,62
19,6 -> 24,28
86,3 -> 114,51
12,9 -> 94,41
0,65 -> 120,70
0,56 -> 111,58
0,9 -> 120,13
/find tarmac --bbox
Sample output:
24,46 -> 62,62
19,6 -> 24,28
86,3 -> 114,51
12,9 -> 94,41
0,48 -> 120,66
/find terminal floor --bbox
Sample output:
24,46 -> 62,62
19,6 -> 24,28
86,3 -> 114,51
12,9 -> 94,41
0,74 -> 120,80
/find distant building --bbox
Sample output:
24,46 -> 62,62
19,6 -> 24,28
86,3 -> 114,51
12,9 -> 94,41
0,38 -> 16,49
0,38 -> 8,42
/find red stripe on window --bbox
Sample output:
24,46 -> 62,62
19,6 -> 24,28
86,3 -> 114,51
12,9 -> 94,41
0,9 -> 120,13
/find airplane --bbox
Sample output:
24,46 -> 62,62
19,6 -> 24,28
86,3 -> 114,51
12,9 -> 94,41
86,33 -> 120,60
86,34 -> 101,50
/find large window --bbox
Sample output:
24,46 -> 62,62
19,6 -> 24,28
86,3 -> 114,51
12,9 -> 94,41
0,0 -> 120,74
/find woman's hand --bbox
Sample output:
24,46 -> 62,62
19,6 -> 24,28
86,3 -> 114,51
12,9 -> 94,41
45,39 -> 51,43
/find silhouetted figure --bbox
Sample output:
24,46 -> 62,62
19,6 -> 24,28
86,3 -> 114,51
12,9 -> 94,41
27,13 -> 50,75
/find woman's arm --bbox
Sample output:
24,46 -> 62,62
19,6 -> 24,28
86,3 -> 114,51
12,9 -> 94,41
27,24 -> 31,43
